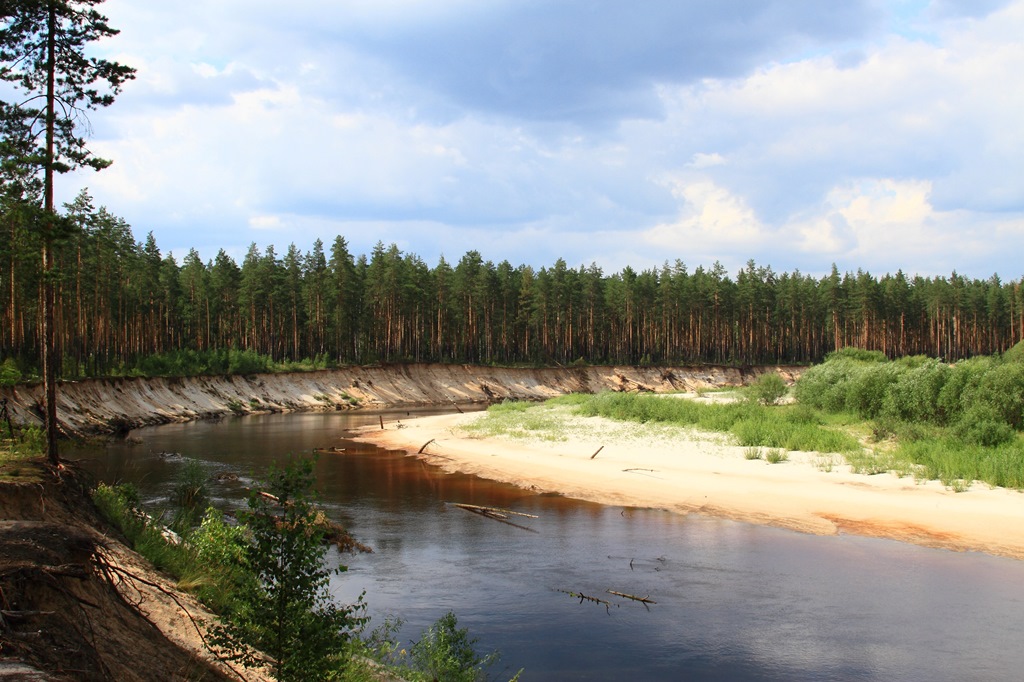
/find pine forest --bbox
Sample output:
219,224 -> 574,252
2,190 -> 1023,381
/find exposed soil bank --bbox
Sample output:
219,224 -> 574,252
0,461 -> 267,681
0,363 -> 800,436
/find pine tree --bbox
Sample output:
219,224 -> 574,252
0,0 -> 134,463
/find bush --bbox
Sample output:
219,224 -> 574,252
955,405 -> 1016,447
410,611 -> 500,682
881,360 -> 951,424
824,347 -> 888,363
1003,340 -> 1024,363
845,362 -> 903,419
747,373 -> 787,406
936,357 -> 991,424
170,458 -> 209,530
966,362 -> 1024,429
0,357 -> 21,386
794,358 -> 861,412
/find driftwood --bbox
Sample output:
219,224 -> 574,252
450,503 -> 538,519
449,503 -> 538,532
590,446 -> 604,460
418,439 -> 435,454
379,415 -> 384,430
557,589 -> 615,614
607,590 -> 657,605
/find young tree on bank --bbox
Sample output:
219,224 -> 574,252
0,0 -> 134,464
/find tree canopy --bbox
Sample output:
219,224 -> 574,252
1,199 -> 1022,379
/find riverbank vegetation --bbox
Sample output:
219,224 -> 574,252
468,344 -> 1024,491
93,456 -> 514,681
3,196 -> 1023,381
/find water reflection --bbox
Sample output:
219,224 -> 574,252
79,411 -> 1024,681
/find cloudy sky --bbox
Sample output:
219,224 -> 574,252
62,0 -> 1024,279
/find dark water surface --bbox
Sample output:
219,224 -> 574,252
79,411 -> 1024,681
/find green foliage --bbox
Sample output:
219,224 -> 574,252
497,392 -> 859,455
92,482 -> 142,527
210,457 -> 366,681
2,425 -> 44,458
0,358 -> 21,386
91,482 -> 206,587
409,611 -> 500,682
845,362 -> 902,419
965,362 -> 1024,429
746,373 -> 788,405
170,458 -> 209,530
1004,340 -> 1024,363
954,405 -> 1016,448
896,437 -> 1024,490
187,508 -> 254,613
351,614 -> 518,682
464,400 -> 570,441
730,413 -> 859,453
880,360 -> 951,423
825,347 -> 889,363
794,350 -> 1024,488
793,358 -> 863,413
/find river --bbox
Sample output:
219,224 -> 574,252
79,409 -> 1024,681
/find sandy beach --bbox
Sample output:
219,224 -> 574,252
350,405 -> 1024,561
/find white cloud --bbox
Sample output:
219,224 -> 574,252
687,153 -> 727,169
249,215 -> 284,230
643,180 -> 766,256
51,0 -> 1024,279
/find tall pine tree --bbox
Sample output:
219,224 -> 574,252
0,0 -> 134,463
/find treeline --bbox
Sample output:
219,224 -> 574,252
2,190 -> 1024,378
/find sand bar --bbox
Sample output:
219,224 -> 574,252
349,407 -> 1024,561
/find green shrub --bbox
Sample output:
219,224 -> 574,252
794,358 -> 862,412
954,405 -> 1016,447
0,357 -> 22,386
747,373 -> 788,405
967,362 -> 1024,429
1003,340 -> 1024,363
936,357 -> 991,424
845,362 -> 903,419
410,611 -> 500,682
881,360 -> 951,423
188,508 -> 254,613
824,347 -> 888,363
170,458 -> 209,530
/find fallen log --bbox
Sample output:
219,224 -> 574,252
450,503 -> 539,532
607,590 -> 657,605
450,503 -> 538,519
557,589 -> 616,614
418,439 -> 435,454
590,446 -> 604,460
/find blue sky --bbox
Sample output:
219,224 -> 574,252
63,0 -> 1024,279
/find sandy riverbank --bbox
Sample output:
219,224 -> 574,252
349,405 -> 1024,561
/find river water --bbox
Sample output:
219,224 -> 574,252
79,410 -> 1024,681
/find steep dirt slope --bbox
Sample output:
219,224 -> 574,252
0,461 -> 262,681
0,363 -> 801,435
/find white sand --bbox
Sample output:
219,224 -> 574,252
350,407 -> 1024,560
